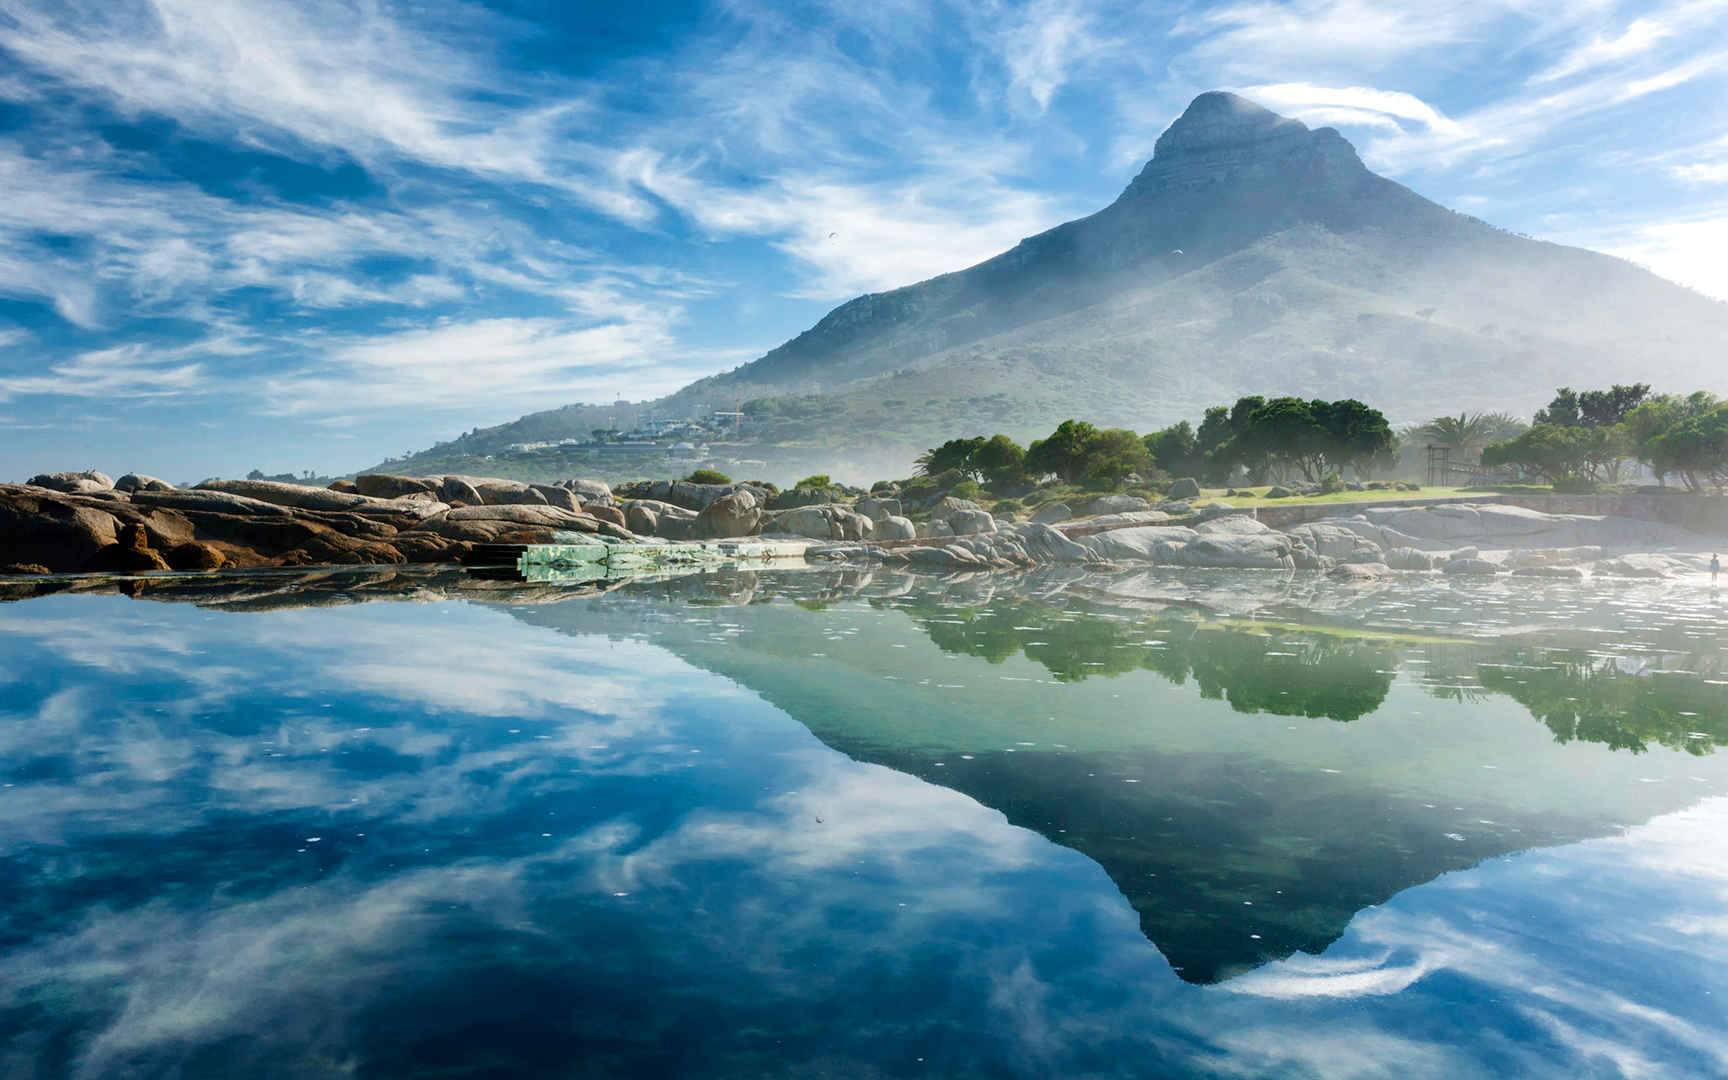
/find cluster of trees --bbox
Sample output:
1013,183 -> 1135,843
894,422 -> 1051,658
1482,384 -> 1728,491
915,423 -> 1153,490
914,397 -> 1395,491
911,385 -> 1727,495
1142,397 -> 1394,485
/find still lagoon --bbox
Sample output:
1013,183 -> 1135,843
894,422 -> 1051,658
2,566 -> 1726,1078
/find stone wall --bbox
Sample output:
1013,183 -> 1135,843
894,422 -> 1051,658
1497,493 -> 1728,537
1247,495 -> 1491,530
1253,492 -> 1728,538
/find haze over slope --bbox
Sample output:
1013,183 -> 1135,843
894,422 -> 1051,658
391,92 -> 1728,477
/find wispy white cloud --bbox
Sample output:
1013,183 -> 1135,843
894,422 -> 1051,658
2,0 -> 1727,458
1530,15 -> 1676,84
1671,162 -> 1728,184
262,316 -> 757,418
998,0 -> 1100,111
1240,82 -> 1465,136
0,342 -> 208,402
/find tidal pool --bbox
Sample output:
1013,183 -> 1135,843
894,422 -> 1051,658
2,566 -> 1726,1078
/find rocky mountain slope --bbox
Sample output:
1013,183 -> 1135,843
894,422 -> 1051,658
384,91 -> 1728,480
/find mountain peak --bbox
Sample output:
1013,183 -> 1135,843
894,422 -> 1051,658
1128,90 -> 1364,195
1156,91 -> 1302,154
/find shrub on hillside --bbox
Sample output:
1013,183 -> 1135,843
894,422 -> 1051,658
685,468 -> 732,485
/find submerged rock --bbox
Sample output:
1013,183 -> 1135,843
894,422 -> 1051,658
1513,565 -> 1584,579
1443,558 -> 1502,576
1328,562 -> 1389,581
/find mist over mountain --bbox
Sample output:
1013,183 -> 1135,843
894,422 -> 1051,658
386,92 -> 1728,482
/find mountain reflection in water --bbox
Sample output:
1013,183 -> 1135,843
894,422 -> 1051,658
2,566 -> 1726,1077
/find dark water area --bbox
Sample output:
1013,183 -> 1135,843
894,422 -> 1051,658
2,566 -> 1727,1078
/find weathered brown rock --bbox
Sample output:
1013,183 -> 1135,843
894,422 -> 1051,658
196,479 -> 442,520
444,476 -> 547,506
528,483 -> 584,511
115,473 -> 174,493
131,489 -> 295,517
394,533 -> 470,563
165,541 -> 230,570
625,503 -> 658,535
436,476 -> 485,505
198,478 -> 381,512
1,563 -> 52,576
587,505 -> 628,530
355,473 -> 435,498
694,490 -> 761,539
28,471 -> 113,494
0,487 -> 121,569
563,478 -> 615,504
86,524 -> 172,573
445,504 -> 587,526
327,479 -> 361,494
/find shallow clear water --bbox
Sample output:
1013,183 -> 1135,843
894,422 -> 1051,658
2,567 -> 1726,1078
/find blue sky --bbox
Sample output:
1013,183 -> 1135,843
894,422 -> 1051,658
1,0 -> 1726,481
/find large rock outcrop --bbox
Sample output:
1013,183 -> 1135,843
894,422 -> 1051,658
693,490 -> 763,539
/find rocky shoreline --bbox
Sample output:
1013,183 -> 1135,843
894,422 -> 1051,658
0,470 -> 636,576
2,470 -> 1719,582
811,498 -> 1720,579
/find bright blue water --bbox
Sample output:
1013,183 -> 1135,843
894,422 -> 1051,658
2,569 -> 1726,1078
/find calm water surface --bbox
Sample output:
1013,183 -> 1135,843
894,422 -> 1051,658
2,567 -> 1726,1078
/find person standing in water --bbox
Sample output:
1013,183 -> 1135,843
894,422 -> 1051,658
1713,553 -> 1721,580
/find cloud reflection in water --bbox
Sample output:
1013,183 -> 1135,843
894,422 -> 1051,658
0,589 -> 1725,1078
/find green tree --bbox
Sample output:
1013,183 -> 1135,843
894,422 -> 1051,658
1025,419 -> 1101,482
972,433 -> 1027,489
1313,398 -> 1395,478
1579,384 -> 1651,427
1081,428 -> 1153,487
915,436 -> 988,479
1144,421 -> 1199,477
1240,397 -> 1328,480
1534,388 -> 1582,427
1646,404 -> 1728,492
1211,396 -> 1271,482
1626,392 -> 1721,487
1194,406 -> 1237,483
1535,384 -> 1650,428
1482,425 -> 1617,487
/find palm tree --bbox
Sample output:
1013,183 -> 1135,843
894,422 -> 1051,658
1416,412 -> 1527,461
